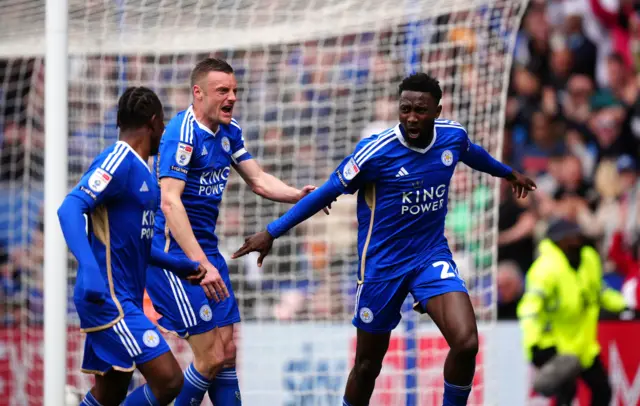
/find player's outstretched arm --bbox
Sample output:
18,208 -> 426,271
57,195 -> 108,303
232,179 -> 342,266
149,246 -> 206,283
234,159 -> 329,212
460,140 -> 536,198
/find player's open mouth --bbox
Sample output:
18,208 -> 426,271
407,129 -> 421,139
221,105 -> 233,115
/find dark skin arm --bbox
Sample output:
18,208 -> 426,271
232,171 -> 537,266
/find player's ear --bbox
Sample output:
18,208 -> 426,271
193,84 -> 203,101
436,104 -> 442,118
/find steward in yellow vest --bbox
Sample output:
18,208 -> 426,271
517,219 -> 626,406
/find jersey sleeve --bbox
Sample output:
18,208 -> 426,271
229,119 -> 253,164
328,137 -> 376,194
67,145 -> 129,210
158,113 -> 196,182
458,127 -> 512,178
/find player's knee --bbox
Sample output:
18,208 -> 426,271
163,371 -> 184,400
194,348 -> 225,380
93,385 -> 128,406
354,356 -> 383,382
222,339 -> 237,366
451,328 -> 479,360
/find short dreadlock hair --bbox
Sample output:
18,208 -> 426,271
116,86 -> 163,131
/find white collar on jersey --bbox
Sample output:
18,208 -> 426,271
393,123 -> 437,154
115,140 -> 152,172
188,105 -> 218,137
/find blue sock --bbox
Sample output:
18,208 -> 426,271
174,363 -> 212,406
208,367 -> 241,405
443,380 -> 472,406
123,384 -> 160,406
80,391 -> 103,406
342,397 -> 354,406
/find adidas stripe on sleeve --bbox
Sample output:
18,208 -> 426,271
158,109 -> 197,182
329,128 -> 396,194
69,141 -> 130,209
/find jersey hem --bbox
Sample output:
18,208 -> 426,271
80,362 -> 136,376
80,314 -> 124,333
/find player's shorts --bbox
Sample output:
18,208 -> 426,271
352,256 -> 468,333
146,251 -> 240,338
81,301 -> 170,375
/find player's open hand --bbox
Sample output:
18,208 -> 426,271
199,262 -> 229,302
186,263 -> 208,284
507,170 -> 537,199
298,185 -> 332,215
232,230 -> 274,267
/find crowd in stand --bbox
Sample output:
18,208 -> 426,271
496,0 -> 640,318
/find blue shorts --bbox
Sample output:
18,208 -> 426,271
146,252 -> 240,338
352,258 -> 468,333
81,301 -> 170,375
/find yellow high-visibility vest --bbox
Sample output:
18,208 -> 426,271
517,239 -> 626,369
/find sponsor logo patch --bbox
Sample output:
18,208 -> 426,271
88,168 -> 112,193
343,158 -> 360,180
176,142 -> 193,166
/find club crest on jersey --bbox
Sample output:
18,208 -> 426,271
221,136 -> 231,153
88,168 -> 112,193
359,307 -> 374,323
343,157 -> 360,180
441,150 -> 454,166
199,304 -> 213,321
176,142 -> 193,166
142,330 -> 160,348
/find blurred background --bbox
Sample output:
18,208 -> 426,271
1,0 -> 640,404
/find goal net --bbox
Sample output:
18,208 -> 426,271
0,0 -> 527,404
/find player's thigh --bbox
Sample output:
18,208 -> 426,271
93,369 -> 134,406
216,323 -> 237,362
354,327 -> 392,366
209,254 -> 241,328
137,350 -> 183,390
352,275 -> 410,334
425,291 -> 478,351
146,263 -> 217,337
187,328 -> 225,366
409,258 -> 469,315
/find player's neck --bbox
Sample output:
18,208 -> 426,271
119,133 -> 150,162
192,104 -> 219,133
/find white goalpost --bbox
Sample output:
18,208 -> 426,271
0,0 -> 528,404
44,0 -> 69,405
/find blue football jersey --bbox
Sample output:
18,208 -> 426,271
69,140 -> 158,331
330,120 -> 475,282
153,106 -> 252,256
